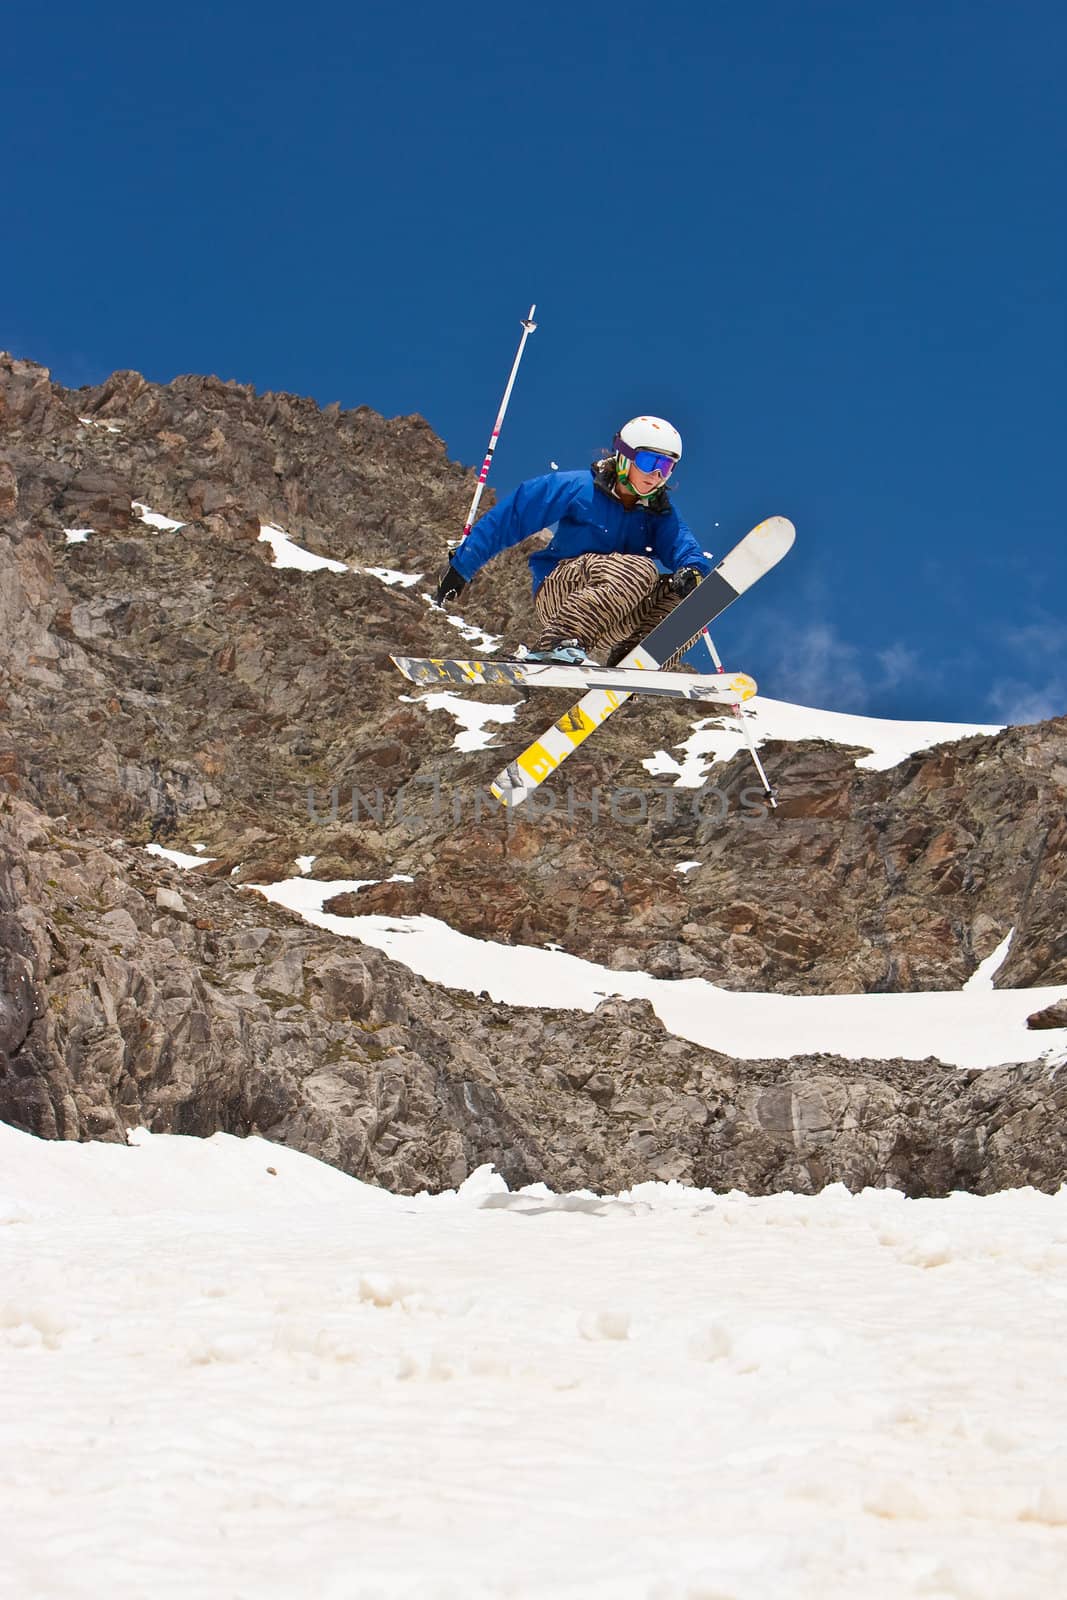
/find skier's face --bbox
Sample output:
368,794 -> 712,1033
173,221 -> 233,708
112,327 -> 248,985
628,461 -> 666,495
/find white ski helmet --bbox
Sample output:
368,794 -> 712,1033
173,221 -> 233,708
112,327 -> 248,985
613,416 -> 683,483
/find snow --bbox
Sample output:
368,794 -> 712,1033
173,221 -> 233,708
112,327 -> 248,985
77,415 -> 122,434
62,527 -> 92,544
258,522 -> 346,573
964,928 -> 1015,992
2,1119 -> 1066,1598
255,525 -> 434,599
364,565 -> 423,587
443,612 -> 501,649
294,854 -> 316,875
645,694 -> 1003,784
675,860 -> 701,874
145,843 -> 216,870
257,524 -> 430,590
420,591 -> 502,652
250,880 -> 1067,1072
409,689 -> 520,751
252,520 -> 496,652
132,500 -> 186,532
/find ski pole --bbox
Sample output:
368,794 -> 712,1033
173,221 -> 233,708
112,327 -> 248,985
701,625 -> 779,808
453,304 -> 538,550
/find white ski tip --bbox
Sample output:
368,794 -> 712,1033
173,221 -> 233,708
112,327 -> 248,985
716,516 -> 795,593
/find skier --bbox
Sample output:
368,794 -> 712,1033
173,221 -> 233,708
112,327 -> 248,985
433,416 -> 713,665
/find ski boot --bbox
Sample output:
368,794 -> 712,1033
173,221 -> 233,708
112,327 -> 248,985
521,638 -> 589,666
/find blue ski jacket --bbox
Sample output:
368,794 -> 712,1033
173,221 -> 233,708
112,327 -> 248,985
449,467 -> 714,595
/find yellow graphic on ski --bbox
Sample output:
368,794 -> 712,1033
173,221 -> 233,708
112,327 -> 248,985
506,692 -> 625,787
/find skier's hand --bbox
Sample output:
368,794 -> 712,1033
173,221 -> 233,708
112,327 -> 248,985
669,566 -> 702,598
434,563 -> 468,607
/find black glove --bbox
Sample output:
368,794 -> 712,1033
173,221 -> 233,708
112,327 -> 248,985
434,563 -> 468,606
669,566 -> 702,598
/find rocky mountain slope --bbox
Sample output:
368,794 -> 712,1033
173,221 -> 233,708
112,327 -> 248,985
2,352 -> 1066,1193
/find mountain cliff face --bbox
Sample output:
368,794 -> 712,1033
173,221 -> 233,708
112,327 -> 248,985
2,352 -> 1066,1194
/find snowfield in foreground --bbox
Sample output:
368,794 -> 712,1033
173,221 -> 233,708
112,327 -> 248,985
2,1124 -> 1066,1599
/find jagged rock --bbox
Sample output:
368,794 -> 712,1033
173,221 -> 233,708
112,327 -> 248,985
1027,1001 -> 1067,1030
0,460 -> 17,518
1,790 -> 1066,1196
59,470 -> 132,533
155,887 -> 187,916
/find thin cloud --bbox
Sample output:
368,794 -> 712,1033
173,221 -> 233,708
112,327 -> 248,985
766,621 -> 873,709
877,642 -> 920,690
985,609 -> 1067,723
996,613 -> 1066,662
752,618 -> 922,714
986,680 -> 1067,727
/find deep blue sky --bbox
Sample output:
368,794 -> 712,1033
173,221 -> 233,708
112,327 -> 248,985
6,0 -> 1065,723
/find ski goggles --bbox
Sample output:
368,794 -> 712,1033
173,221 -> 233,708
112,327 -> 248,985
614,438 -> 678,478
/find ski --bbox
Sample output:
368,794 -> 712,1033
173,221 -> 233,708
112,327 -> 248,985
488,515 -> 795,807
391,655 -> 757,703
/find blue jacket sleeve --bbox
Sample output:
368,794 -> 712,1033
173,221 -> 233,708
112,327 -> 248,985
652,506 -> 715,575
450,473 -> 586,581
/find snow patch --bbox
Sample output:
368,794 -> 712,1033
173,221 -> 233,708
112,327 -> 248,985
133,501 -> 186,532
645,693 -> 1003,784
964,929 -> 1015,992
412,691 -> 519,752
419,592 -> 501,652
250,879 -> 1067,1072
63,527 -> 93,544
446,616 -> 502,651
78,415 -> 122,434
145,843 -> 216,870
258,523 -> 347,573
253,532 -> 430,588
363,566 -> 423,588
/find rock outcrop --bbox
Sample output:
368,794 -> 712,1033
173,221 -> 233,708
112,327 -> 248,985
3,793 -> 1065,1196
2,352 -> 1065,1193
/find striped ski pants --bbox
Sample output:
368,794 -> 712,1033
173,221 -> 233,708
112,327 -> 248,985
534,553 -> 680,658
